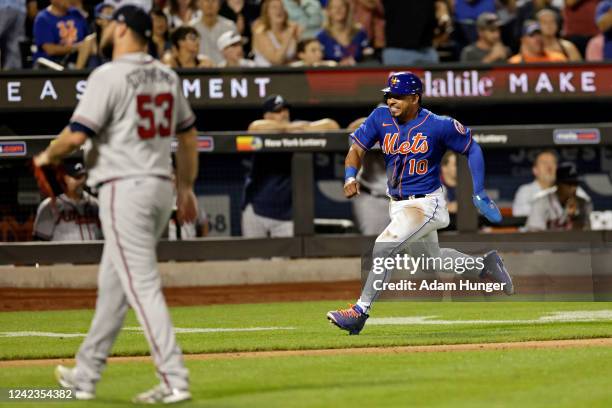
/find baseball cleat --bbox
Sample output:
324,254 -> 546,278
481,250 -> 514,295
133,384 -> 192,404
327,304 -> 369,335
54,365 -> 95,400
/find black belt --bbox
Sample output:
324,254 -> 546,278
390,193 -> 426,201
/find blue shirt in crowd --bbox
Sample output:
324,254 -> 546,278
596,0 -> 612,60
454,0 -> 495,22
316,28 -> 369,62
33,7 -> 89,63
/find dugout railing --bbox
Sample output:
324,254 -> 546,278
2,122 -> 611,236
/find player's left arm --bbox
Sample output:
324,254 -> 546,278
442,118 -> 502,223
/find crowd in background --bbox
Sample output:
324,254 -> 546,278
1,0 -> 612,70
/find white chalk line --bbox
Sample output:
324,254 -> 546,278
369,310 -> 612,325
1,311 -> 611,338
0,327 -> 296,338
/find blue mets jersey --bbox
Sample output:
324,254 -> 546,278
351,107 -> 472,199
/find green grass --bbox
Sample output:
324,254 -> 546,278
1,346 -> 612,407
1,301 -> 612,407
0,301 -> 612,360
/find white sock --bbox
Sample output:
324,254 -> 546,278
356,300 -> 370,314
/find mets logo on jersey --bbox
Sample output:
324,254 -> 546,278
382,132 -> 429,155
453,119 -> 466,135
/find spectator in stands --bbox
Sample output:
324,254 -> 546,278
219,0 -> 260,54
441,151 -> 458,215
538,8 -> 583,60
242,94 -> 339,238
508,20 -> 568,62
69,0 -> 88,21
515,0 -> 560,42
460,12 -> 511,63
0,0 -> 26,69
596,0 -> 612,60
33,0 -> 89,66
289,37 -> 337,65
453,0 -> 496,48
33,159 -> 102,241
526,162 -> 592,231
316,0 -> 370,65
105,0 -> 152,12
163,26 -> 215,67
512,150 -> 557,217
165,0 -> 201,29
192,0 -> 237,65
150,8 -> 171,58
283,0 -> 324,38
217,30 -> 257,66
585,32 -> 605,60
252,0 -> 300,66
351,0 -> 385,52
382,0 -> 439,65
74,2 -> 114,68
347,116 -> 390,236
563,0 -> 599,56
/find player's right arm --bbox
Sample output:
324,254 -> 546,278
344,143 -> 366,198
34,67 -> 114,167
344,110 -> 380,198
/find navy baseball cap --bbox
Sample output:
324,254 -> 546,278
95,2 -> 115,19
64,159 -> 87,178
476,12 -> 501,29
263,95 -> 290,113
522,20 -> 542,37
382,72 -> 423,96
556,162 -> 579,185
113,5 -> 152,40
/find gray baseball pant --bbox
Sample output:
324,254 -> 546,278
72,177 -> 189,392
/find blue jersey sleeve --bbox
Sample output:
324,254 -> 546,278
351,109 -> 380,151
440,116 -> 473,155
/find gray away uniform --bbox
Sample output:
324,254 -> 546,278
69,52 -> 196,393
33,192 -> 102,241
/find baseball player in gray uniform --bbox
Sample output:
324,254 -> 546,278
526,162 -> 592,231
34,6 -> 198,404
33,159 -> 102,241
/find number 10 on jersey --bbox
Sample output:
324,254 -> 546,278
137,93 -> 174,139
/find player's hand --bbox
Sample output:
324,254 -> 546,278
344,178 -> 360,198
472,191 -> 502,224
177,188 -> 198,224
33,151 -> 52,167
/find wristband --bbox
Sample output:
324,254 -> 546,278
345,166 -> 358,181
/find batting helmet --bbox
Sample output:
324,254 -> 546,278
382,72 -> 423,96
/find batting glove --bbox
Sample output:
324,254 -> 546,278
472,190 -> 502,224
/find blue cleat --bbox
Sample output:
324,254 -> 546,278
327,304 -> 369,335
481,250 -> 514,295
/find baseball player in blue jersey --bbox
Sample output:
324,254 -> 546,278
327,71 -> 514,335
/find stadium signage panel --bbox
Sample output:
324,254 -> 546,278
0,65 -> 610,109
553,129 -> 601,144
